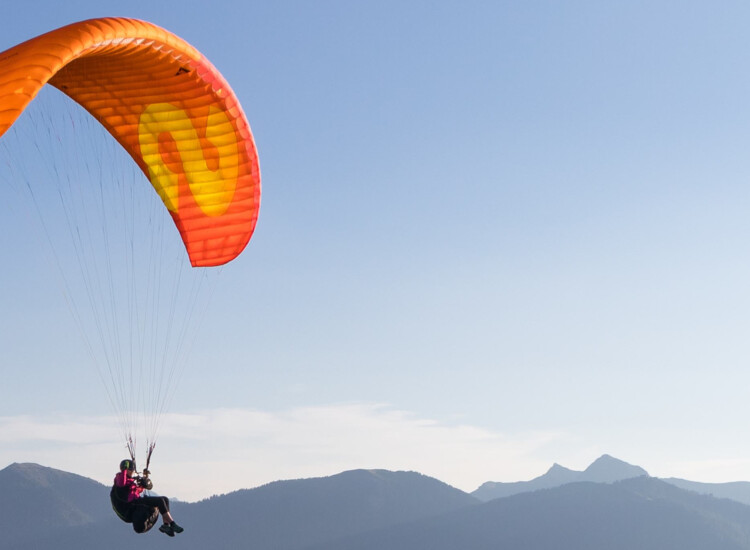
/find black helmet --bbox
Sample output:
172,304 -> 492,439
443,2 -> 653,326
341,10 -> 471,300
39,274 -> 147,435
120,459 -> 136,471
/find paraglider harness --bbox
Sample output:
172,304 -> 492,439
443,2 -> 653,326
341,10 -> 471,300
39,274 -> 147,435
110,442 -> 160,533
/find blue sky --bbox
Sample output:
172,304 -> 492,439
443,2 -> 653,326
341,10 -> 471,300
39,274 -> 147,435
3,0 -> 750,501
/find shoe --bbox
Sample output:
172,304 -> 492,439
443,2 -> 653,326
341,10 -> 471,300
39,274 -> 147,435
159,523 -> 175,537
170,522 -> 184,534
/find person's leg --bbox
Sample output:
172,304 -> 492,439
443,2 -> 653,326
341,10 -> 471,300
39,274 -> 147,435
138,496 -> 184,534
138,495 -> 169,517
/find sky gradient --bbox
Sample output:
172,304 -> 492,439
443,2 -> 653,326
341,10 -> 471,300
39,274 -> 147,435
3,0 -> 750,501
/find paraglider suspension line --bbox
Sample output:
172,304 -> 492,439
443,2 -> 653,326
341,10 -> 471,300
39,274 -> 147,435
145,441 -> 156,472
126,434 -> 136,463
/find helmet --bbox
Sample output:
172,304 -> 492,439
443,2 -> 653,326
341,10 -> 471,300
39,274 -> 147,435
120,459 -> 136,471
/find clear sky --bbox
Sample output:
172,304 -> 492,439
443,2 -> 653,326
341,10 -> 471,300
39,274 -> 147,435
3,0 -> 750,502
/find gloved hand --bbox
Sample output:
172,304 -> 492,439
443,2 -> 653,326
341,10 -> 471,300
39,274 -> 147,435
136,476 -> 153,490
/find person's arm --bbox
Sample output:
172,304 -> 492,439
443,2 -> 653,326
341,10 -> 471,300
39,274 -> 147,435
114,470 -> 128,487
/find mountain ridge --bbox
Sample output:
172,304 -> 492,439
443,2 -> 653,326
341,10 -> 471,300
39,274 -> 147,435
472,454 -> 648,501
6,457 -> 750,549
305,477 -> 750,550
0,461 -> 112,545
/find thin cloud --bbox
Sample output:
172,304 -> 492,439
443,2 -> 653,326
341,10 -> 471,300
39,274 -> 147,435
0,404 -> 567,502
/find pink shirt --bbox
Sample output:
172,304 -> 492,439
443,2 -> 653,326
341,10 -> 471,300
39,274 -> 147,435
114,470 -> 144,502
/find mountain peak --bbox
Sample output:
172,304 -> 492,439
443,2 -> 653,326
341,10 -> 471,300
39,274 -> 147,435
1,462 -> 100,489
581,455 -> 648,483
472,455 -> 649,501
542,463 -> 579,484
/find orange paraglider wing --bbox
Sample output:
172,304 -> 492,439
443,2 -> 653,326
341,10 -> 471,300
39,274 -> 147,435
0,17 -> 260,266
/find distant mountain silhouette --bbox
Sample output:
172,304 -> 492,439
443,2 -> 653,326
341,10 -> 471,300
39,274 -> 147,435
0,462 -> 111,546
473,454 -> 648,501
177,468 -> 479,550
2,465 -> 478,550
7,458 -> 750,550
664,478 -> 750,506
310,477 -> 750,550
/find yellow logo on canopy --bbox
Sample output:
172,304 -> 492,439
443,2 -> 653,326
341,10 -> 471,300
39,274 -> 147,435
138,103 -> 239,216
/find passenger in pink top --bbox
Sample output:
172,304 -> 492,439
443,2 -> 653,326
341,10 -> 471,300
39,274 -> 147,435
113,468 -> 144,501
110,459 -> 184,536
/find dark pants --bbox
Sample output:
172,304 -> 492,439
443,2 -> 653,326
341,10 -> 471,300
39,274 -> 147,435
136,495 -> 170,515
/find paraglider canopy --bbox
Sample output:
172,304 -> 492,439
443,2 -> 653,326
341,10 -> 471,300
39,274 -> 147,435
0,17 -> 261,266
